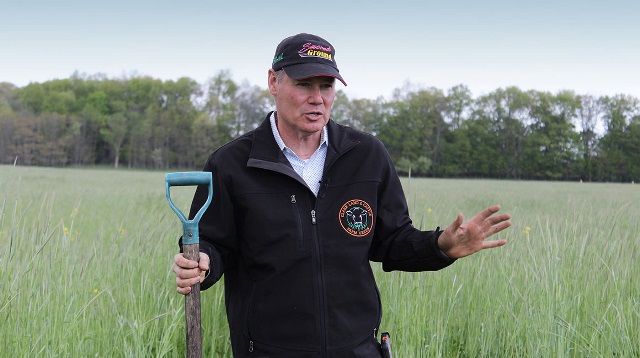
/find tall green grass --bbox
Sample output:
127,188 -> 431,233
379,178 -> 640,357
0,166 -> 229,357
0,166 -> 638,357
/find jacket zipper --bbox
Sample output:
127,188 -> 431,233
246,283 -> 256,353
309,207 -> 328,357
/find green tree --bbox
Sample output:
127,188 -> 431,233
234,82 -> 273,135
472,87 -> 530,178
328,90 -> 351,126
100,111 -> 128,168
523,91 -> 581,180
204,70 -> 240,146
444,84 -> 473,130
142,77 -> 202,169
122,77 -> 163,168
378,86 -> 447,176
39,112 -> 73,166
457,117 -> 502,177
575,95 -> 602,181
0,83 -> 18,162
627,115 -> 640,181
70,105 -> 102,165
0,82 -> 17,114
0,113 -> 15,163
330,91 -> 385,135
434,85 -> 474,177
17,83 -> 46,114
190,112 -> 218,167
598,94 -> 640,182
439,129 -> 472,177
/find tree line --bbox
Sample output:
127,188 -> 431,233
1,71 -> 639,182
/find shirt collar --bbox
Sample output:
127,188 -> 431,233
270,112 -> 328,153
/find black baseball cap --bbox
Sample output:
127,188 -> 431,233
272,33 -> 347,86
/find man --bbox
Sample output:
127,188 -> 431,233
173,33 -> 511,357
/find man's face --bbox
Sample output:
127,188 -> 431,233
268,69 -> 335,137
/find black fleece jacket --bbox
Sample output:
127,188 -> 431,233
185,113 -> 456,356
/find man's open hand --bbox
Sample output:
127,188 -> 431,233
437,205 -> 511,258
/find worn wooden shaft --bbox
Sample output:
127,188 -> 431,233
183,243 -> 202,358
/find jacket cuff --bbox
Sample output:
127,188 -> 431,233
198,240 -> 223,290
433,227 -> 454,261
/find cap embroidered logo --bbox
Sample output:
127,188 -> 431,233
298,42 -> 333,61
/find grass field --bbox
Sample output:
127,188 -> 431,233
1,165 -> 638,357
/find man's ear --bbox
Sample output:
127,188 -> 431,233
267,69 -> 278,95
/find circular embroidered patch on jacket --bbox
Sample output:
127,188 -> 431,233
339,199 -> 374,237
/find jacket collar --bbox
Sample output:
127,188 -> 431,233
248,111 -> 359,168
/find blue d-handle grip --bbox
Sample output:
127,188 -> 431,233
166,172 -> 212,187
165,172 -> 213,245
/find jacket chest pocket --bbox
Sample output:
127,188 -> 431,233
290,194 -> 306,252
235,192 -> 311,264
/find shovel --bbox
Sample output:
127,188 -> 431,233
165,171 -> 213,358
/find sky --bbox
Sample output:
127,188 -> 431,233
2,0 -> 639,100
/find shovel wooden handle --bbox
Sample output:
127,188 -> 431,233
183,243 -> 202,358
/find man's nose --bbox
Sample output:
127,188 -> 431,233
308,86 -> 323,104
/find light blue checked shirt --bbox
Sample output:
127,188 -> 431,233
270,112 -> 327,196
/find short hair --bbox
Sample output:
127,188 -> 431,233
275,69 -> 286,83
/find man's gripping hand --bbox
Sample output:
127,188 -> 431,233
173,252 -> 210,295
